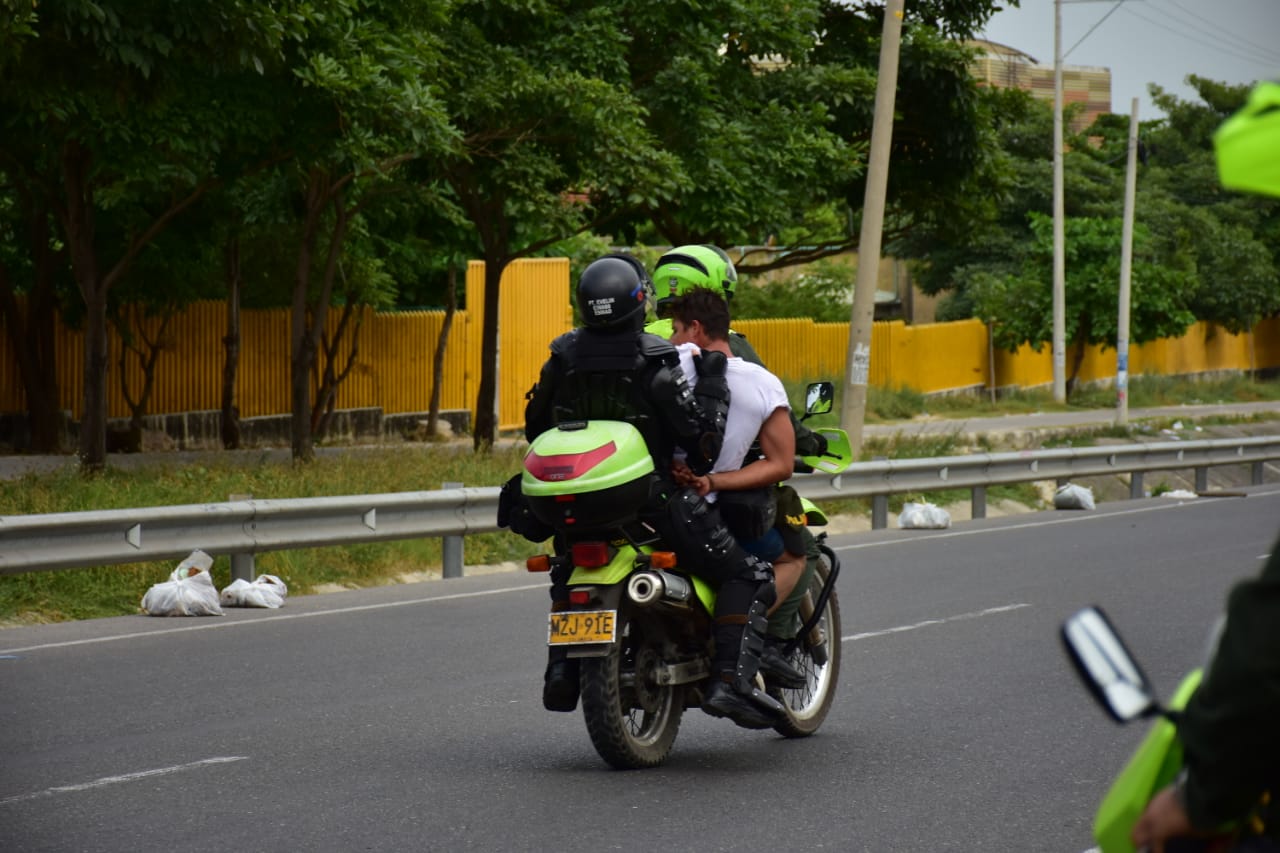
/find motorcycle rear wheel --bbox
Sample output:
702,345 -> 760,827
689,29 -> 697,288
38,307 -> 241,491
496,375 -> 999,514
580,607 -> 683,769
772,548 -> 841,738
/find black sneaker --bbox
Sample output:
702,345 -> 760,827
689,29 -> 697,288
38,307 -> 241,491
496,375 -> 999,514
701,679 -> 783,730
760,641 -> 806,690
543,659 -> 580,712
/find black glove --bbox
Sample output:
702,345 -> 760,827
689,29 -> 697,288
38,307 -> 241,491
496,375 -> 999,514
693,349 -> 727,378
794,426 -> 828,458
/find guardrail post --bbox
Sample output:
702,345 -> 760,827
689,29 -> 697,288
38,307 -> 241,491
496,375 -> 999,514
229,493 -> 255,581
230,552 -> 255,582
442,481 -> 464,578
1253,461 -> 1265,485
1194,466 -> 1208,493
872,494 -> 889,530
1129,472 -> 1144,500
971,485 -> 987,520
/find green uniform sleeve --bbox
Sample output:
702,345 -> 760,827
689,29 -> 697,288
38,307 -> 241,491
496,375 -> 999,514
1178,532 -> 1280,830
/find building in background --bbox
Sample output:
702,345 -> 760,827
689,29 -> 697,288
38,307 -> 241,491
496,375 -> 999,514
967,38 -> 1112,132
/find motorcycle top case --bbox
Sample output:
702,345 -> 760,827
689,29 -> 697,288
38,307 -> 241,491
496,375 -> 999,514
522,421 -> 656,529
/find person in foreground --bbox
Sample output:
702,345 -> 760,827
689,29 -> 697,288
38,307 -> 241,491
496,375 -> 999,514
1131,79 -> 1280,853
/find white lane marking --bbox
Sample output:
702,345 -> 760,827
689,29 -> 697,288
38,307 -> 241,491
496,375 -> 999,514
831,490 -> 1280,553
843,603 -> 1031,642
0,756 -> 248,806
0,583 -> 548,655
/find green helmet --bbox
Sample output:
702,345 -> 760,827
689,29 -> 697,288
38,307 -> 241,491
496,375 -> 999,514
1214,80 -> 1280,197
652,244 -> 738,315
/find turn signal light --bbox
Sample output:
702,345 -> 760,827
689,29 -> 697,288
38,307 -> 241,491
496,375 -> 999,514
526,555 -> 551,573
649,551 -> 678,569
571,541 -> 611,568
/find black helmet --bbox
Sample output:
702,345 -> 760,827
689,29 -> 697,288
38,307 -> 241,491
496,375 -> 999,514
576,255 -> 652,332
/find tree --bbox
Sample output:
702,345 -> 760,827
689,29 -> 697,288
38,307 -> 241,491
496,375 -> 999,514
0,1 -> 300,470
972,213 -> 1196,389
428,0 -> 682,448
260,1 -> 457,461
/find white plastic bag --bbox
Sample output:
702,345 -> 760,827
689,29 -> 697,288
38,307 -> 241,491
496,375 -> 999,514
897,501 -> 952,529
141,550 -> 223,616
1054,483 -> 1096,510
220,574 -> 288,609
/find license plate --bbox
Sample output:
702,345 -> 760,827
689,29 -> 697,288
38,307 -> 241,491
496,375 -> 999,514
548,610 -> 616,645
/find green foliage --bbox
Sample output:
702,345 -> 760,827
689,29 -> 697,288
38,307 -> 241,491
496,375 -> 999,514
732,258 -> 855,321
904,76 -> 1279,347
973,213 -> 1197,359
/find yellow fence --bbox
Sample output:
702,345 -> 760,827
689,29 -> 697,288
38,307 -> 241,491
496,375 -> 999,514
2,259 -> 1277,435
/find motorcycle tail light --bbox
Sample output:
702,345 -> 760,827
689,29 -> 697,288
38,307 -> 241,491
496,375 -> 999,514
569,589 -> 592,606
526,555 -> 551,573
571,541 -> 611,568
648,551 -> 677,569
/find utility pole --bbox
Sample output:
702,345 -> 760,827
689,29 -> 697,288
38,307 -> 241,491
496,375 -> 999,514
1116,97 -> 1139,426
842,0 -> 904,457
1052,0 -> 1067,402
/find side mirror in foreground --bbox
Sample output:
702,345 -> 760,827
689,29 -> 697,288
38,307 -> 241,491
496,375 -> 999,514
1061,606 -> 1160,724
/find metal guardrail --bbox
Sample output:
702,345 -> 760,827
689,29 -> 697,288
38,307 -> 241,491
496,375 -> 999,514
1,436 -> 1277,578
790,435 -> 1280,528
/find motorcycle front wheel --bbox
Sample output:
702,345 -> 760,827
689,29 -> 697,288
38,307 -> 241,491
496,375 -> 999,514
772,545 -> 842,738
580,606 -> 683,769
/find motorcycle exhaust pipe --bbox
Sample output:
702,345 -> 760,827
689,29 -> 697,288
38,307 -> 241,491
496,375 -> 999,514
627,570 -> 693,608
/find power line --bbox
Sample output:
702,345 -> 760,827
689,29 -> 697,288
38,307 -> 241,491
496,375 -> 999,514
1159,0 -> 1280,68
1121,4 -> 1280,72
1064,0 -> 1127,60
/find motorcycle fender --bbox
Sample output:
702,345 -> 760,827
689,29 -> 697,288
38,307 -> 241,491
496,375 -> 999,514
1093,669 -> 1204,853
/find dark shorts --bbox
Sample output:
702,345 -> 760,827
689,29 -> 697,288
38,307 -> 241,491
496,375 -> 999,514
739,528 -> 785,562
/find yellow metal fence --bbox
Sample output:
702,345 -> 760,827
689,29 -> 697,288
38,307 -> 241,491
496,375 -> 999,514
2,260 -> 1277,434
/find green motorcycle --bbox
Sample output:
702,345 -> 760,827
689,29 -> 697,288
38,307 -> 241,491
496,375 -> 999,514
522,383 -> 852,769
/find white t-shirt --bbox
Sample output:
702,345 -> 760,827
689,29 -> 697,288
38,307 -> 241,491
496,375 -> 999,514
676,343 -> 790,499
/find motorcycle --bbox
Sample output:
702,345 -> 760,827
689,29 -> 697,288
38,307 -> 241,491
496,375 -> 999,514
521,381 -> 853,769
1061,606 -> 1217,852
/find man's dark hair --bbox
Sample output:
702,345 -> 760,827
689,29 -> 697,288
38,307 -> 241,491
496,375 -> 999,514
668,287 -> 730,341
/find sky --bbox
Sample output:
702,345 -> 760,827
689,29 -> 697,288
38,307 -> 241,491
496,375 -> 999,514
977,0 -> 1280,117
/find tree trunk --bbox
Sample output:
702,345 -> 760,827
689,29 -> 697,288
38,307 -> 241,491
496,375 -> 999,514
0,247 -> 65,453
311,296 -> 362,440
60,141 -> 109,471
1067,314 -> 1091,397
473,255 -> 508,450
116,304 -> 173,451
221,235 -> 242,449
427,263 -> 458,438
291,174 -> 349,462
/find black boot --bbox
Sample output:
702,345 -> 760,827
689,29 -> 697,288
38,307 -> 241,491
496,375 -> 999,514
702,603 -> 785,728
760,637 -> 806,690
543,647 -> 580,712
702,676 -> 783,729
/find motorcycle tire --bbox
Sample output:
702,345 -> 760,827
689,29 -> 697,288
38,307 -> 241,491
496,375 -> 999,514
580,605 -> 684,769
772,547 -> 842,738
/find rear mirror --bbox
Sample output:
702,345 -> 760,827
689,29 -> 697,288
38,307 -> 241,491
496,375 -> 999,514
804,382 -> 834,417
1061,606 -> 1159,723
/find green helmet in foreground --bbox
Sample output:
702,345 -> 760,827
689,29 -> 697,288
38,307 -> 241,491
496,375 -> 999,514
1214,80 -> 1280,198
652,244 -> 738,315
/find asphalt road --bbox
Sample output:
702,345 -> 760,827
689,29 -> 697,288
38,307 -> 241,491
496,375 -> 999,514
3,484 -> 1278,852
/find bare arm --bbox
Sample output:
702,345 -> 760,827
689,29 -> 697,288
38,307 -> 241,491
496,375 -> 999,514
697,407 -> 794,494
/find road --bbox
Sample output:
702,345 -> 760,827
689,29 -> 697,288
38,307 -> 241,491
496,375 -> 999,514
2,485 -> 1278,852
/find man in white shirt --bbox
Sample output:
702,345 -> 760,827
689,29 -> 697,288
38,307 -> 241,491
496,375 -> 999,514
666,288 -> 808,710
